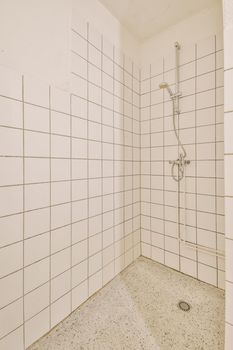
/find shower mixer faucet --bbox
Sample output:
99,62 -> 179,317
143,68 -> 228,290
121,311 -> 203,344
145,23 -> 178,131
169,154 -> 190,182
169,154 -> 190,167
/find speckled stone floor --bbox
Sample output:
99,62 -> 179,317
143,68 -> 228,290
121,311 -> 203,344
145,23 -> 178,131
28,257 -> 225,350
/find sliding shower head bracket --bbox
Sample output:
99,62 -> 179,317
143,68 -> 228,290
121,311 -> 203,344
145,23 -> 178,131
172,92 -> 182,98
174,41 -> 181,49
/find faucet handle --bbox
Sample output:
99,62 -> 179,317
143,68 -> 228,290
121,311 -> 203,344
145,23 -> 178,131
169,159 -> 179,165
169,158 -> 190,166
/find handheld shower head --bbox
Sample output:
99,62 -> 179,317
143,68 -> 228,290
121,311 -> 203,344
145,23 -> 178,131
159,82 -> 174,98
159,82 -> 168,89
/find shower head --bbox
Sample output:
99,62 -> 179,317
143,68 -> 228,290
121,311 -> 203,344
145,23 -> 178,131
159,82 -> 174,98
159,82 -> 168,89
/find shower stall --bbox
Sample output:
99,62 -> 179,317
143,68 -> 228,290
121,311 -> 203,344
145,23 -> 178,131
0,0 -> 232,349
158,42 -> 224,258
140,32 -> 225,282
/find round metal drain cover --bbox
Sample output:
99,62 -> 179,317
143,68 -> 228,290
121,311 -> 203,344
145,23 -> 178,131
178,301 -> 191,312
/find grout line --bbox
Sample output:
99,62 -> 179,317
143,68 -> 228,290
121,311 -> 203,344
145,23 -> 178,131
0,227 -> 141,283
132,61 -> 135,259
86,21 -> 90,299
70,92 -> 73,313
72,68 -> 222,110
71,27 -> 140,81
0,180 -> 225,222
140,187 -> 225,198
0,239 -> 222,345
0,325 -> 23,343
101,34 -> 104,287
71,49 -> 140,95
140,49 -> 224,82
162,56 -> 165,265
0,92 -> 140,123
139,67 -> 142,257
0,90 -> 220,127
176,47 -> 181,272
0,148 -> 225,163
49,85 -> 52,331
122,54 -> 126,270
194,42 -> 198,278
140,68 -> 224,96
0,28 -> 226,346
141,122 -> 224,136
141,227 -> 225,248
141,242 -> 224,273
140,203 -> 225,218
0,241 -> 142,343
142,105 -> 224,123
113,45 -> 116,276
71,70 -> 140,107
22,74 -> 26,350
149,63 -> 152,260
0,196 -> 141,222
214,35 -> 219,288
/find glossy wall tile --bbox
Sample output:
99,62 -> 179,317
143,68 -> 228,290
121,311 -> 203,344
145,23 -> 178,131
140,33 -> 225,289
0,18 -> 140,349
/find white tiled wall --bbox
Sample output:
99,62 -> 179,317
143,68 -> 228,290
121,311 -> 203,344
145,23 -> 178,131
0,13 -> 227,350
140,33 -> 225,289
0,18 -> 140,348
223,0 -> 233,348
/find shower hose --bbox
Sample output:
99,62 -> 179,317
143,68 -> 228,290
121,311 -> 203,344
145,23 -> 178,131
171,98 -> 187,182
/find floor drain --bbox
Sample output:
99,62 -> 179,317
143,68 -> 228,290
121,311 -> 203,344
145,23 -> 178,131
178,301 -> 191,312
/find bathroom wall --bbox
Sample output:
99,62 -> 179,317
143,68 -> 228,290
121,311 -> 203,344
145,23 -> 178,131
0,0 -> 139,91
69,9 -> 141,317
141,2 -> 223,64
0,52 -> 140,349
140,33 -> 225,288
0,1 -> 226,349
223,0 -> 233,348
0,0 -> 71,90
0,5 -> 140,350
72,0 -> 140,63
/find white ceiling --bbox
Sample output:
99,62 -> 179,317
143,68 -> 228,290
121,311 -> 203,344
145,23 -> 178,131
98,0 -> 220,42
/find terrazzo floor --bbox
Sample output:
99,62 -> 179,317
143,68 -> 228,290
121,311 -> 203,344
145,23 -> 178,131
28,257 -> 225,350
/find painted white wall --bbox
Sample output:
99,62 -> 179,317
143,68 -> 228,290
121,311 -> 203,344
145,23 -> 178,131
0,0 -> 71,90
0,0 -> 222,88
140,2 -> 223,64
0,0 -> 140,91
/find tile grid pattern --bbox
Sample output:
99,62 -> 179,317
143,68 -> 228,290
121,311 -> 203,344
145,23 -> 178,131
70,17 -> 141,306
223,1 -> 233,347
140,34 -> 225,289
0,21 -> 141,350
0,22 -> 226,350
